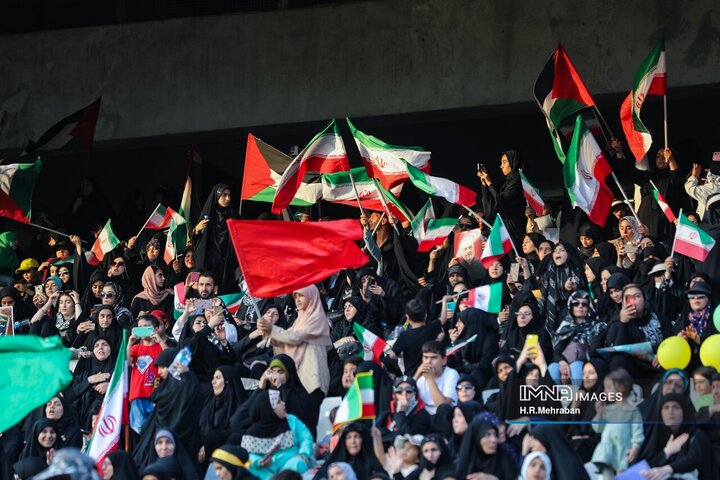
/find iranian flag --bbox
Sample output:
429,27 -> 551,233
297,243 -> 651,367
564,115 -> 614,227
241,134 -> 322,206
163,218 -> 188,264
179,176 -> 192,222
446,334 -> 478,357
87,332 -> 128,470
347,118 -> 431,189
219,293 -> 245,315
374,179 -> 413,222
86,220 -> 121,266
673,212 -> 716,261
0,160 -> 42,223
480,215 -> 513,268
466,283 -> 504,313
333,371 -> 375,430
653,188 -> 676,223
412,199 -> 457,252
353,323 -> 387,364
143,204 -> 184,230
404,160 -> 476,206
519,169 -> 545,216
534,44 -> 596,130
322,166 -> 405,214
272,120 -> 350,214
620,39 -> 667,162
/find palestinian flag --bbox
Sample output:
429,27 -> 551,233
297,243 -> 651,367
333,371 -> 375,430
272,120 -> 350,214
87,332 -> 128,470
673,212 -> 715,261
86,220 -> 121,266
144,204 -> 184,230
347,118 -> 431,189
25,98 -> 101,154
564,115 -> 613,227
219,293 -> 245,315
446,334 -> 478,357
163,218 -> 188,264
0,160 -> 42,223
321,167 -> 405,214
466,283 -> 504,313
653,188 -> 676,223
404,160 -> 476,206
480,215 -> 513,268
620,39 -> 667,162
519,169 -> 545,216
534,45 -> 596,130
241,134 -> 322,206
353,322 -> 387,364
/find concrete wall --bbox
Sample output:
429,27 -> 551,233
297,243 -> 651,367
0,0 -> 718,149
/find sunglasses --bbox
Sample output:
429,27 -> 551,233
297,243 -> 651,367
457,223 -> 474,230
456,383 -> 475,391
571,301 -> 590,307
515,312 -> 532,317
112,261 -> 125,266
688,294 -> 707,300
58,270 -> 70,275
393,387 -> 416,394
100,292 -> 115,298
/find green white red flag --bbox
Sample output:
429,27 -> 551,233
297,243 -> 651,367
465,283 -> 504,313
87,332 -> 128,470
411,200 -> 457,252
653,188 -> 675,223
347,118 -> 431,190
272,120 -> 350,214
374,179 -> 413,222
333,371 -> 375,430
446,334 -> 478,357
673,212 -> 715,261
403,160 -> 476,206
219,293 -> 245,315
353,322 -> 387,364
143,204 -> 184,230
86,220 -> 121,266
620,39 -> 667,162
480,215 -> 513,268
519,169 -> 545,216
164,218 -> 188,264
179,176 -> 192,222
0,160 -> 42,223
563,115 -> 614,227
321,166 -> 405,214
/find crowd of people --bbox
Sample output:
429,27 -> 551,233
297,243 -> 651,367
2,139 -> 720,480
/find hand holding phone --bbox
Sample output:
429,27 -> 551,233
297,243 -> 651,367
525,334 -> 539,358
132,326 -> 154,338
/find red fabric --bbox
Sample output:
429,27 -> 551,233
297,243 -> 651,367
241,134 -> 275,200
129,343 -> 163,402
0,189 -> 28,223
227,219 -> 369,298
553,45 -> 596,106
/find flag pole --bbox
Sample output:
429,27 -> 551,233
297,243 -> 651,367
663,94 -> 669,149
372,179 -> 400,235
23,222 -> 88,244
435,288 -> 470,304
609,171 -> 642,224
498,214 -> 521,258
348,170 -> 366,218
135,203 -> 160,239
670,208 -> 682,258
461,205 -> 492,229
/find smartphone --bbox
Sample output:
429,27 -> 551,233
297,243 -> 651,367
34,285 -> 43,295
195,299 -> 213,312
712,152 -> 720,162
525,334 -> 539,357
625,295 -> 636,308
509,263 -> 520,282
132,326 -> 154,338
446,301 -> 457,312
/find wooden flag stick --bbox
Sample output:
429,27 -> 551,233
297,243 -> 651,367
348,170 -> 366,218
670,208 -> 682,258
663,94 -> 669,149
461,205 -> 492,229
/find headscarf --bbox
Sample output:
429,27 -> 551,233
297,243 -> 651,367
12,457 -> 47,479
133,266 -> 172,306
448,401 -> 485,457
418,434 -> 453,473
0,285 -> 30,321
193,183 -> 238,278
241,389 -> 294,455
456,420 -> 519,477
501,293 -> 550,359
281,285 -> 332,367
106,450 -> 140,480
637,393 -> 695,462
20,418 -> 59,459
141,457 -> 179,480
210,445 -> 253,479
530,424 -> 589,479
327,462 -> 358,480
317,422 -> 384,480
519,451 -> 552,480
552,290 -> 606,352
618,216 -> 641,243
199,366 -> 248,452
536,241 -> 586,333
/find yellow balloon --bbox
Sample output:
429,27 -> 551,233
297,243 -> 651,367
700,334 -> 720,371
657,336 -> 691,370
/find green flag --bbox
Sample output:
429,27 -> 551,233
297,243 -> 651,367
0,335 -> 72,432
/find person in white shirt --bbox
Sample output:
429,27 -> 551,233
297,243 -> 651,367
414,341 -> 459,415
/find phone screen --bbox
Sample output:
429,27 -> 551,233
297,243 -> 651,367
446,301 -> 457,312
132,326 -> 154,338
625,295 -> 636,308
34,285 -> 44,295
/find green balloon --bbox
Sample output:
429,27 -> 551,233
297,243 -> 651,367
714,305 -> 720,332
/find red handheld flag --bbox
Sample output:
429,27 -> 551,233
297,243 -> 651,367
227,219 -> 369,298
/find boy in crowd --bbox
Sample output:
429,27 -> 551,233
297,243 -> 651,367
388,299 -> 448,376
414,341 -> 459,415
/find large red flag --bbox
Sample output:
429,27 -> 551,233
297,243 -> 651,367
227,219 -> 369,298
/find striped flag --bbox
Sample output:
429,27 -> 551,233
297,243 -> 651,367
179,176 -> 192,222
0,160 -> 42,223
87,332 -> 128,470
353,323 -> 387,364
25,98 -> 101,154
333,371 -> 375,430
621,39 -> 667,162
480,215 -> 513,268
465,283 -> 504,313
446,334 -> 478,357
673,212 -> 716,261
272,120 -> 350,214
219,293 -> 245,315
347,118 -> 431,190
163,218 -> 188,264
519,170 -> 545,216
322,166 -> 405,213
412,200 -> 457,252
86,220 -> 121,266
404,160 -> 476,206
653,188 -> 676,223
374,180 -> 413,222
564,115 -> 613,227
143,204 -> 184,230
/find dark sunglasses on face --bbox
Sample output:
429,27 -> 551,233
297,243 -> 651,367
393,387 -> 415,394
571,301 -> 589,307
100,292 -> 115,298
457,223 -> 473,230
456,383 -> 475,391
112,261 -> 125,266
688,294 -> 707,300
58,270 -> 70,275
